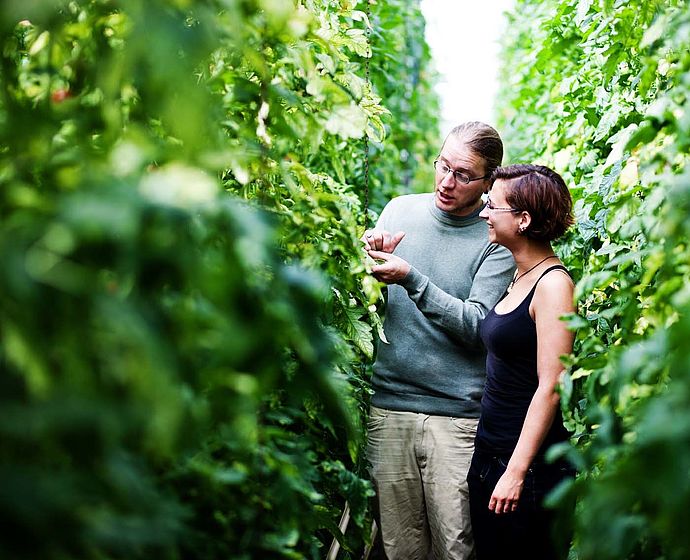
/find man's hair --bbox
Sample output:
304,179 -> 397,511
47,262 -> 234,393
491,164 -> 574,241
443,122 -> 503,175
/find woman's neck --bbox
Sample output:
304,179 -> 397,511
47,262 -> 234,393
511,243 -> 556,274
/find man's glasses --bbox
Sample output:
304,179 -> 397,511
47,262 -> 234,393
485,198 -> 520,213
433,160 -> 489,185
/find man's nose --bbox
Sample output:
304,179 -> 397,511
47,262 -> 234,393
440,171 -> 455,188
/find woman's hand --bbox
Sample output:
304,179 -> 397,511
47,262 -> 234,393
489,469 -> 525,515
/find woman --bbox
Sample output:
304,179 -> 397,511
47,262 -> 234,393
468,164 -> 575,559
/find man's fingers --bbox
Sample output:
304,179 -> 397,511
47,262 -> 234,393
388,231 -> 406,251
366,232 -> 380,250
362,230 -> 375,250
368,250 -> 391,262
362,229 -> 404,252
369,251 -> 392,276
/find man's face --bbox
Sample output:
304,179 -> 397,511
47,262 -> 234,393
434,134 -> 489,216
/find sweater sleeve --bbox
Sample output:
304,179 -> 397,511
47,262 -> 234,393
399,243 -> 515,348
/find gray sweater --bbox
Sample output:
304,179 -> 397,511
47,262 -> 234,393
371,193 -> 515,417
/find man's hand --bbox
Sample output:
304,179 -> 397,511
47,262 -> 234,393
362,229 -> 405,252
368,250 -> 411,284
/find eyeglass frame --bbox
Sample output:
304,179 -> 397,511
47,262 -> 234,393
484,198 -> 521,213
433,159 -> 489,185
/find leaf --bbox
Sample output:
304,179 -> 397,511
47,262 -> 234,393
575,0 -> 593,27
624,121 -> 659,150
325,102 -> 367,139
594,103 -> 623,143
28,30 -> 50,55
341,306 -> 374,358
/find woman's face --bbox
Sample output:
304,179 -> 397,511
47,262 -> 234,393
479,179 -> 521,245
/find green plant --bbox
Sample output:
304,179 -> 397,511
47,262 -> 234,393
0,0 -> 439,558
497,1 -> 690,557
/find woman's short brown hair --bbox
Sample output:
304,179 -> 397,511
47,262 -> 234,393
491,164 -> 574,241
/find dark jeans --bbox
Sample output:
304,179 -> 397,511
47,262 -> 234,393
467,451 -> 574,560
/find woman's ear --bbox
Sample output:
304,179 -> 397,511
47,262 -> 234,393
517,211 -> 532,234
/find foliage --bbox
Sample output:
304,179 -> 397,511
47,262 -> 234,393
0,0 -> 439,558
365,0 -> 440,213
497,0 -> 690,557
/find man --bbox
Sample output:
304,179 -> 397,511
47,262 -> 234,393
363,122 -> 515,559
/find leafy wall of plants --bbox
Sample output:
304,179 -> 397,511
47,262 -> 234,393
497,0 -> 690,558
0,1 -> 439,558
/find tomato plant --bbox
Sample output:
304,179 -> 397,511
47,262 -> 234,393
0,1 -> 439,558
497,1 -> 690,557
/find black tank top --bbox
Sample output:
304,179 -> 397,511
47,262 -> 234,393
475,265 -> 571,456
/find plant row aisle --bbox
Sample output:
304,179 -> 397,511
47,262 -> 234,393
497,0 -> 690,558
0,1 -> 439,558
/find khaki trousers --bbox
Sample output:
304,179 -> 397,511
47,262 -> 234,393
367,405 -> 477,560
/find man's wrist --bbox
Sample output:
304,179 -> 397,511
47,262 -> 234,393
399,265 -> 421,290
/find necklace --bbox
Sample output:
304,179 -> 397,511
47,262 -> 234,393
507,255 -> 558,292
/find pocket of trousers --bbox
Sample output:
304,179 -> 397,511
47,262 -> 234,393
367,406 -> 390,431
450,416 -> 478,434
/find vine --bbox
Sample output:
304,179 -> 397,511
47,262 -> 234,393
498,1 -> 690,557
0,1 -> 439,558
